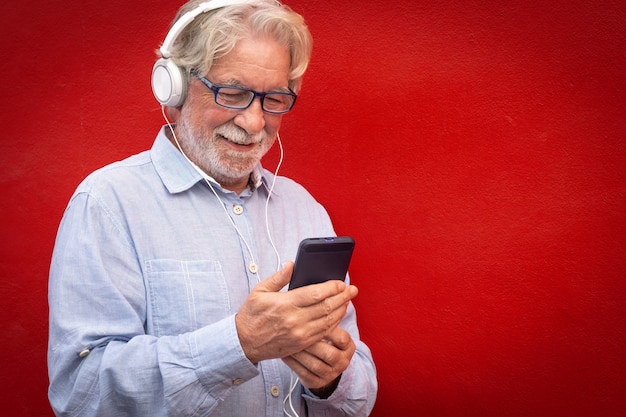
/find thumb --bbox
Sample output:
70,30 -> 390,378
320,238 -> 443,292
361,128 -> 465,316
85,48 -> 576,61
258,261 -> 294,293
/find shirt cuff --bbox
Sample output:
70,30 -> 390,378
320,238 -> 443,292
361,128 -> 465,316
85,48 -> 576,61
303,359 -> 355,408
190,314 -> 260,395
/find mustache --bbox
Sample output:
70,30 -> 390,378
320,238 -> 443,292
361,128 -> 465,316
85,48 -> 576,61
214,123 -> 267,145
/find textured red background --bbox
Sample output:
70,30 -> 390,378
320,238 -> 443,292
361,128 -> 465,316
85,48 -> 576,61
1,1 -> 625,416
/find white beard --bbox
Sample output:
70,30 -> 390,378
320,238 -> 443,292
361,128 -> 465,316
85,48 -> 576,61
175,110 -> 274,187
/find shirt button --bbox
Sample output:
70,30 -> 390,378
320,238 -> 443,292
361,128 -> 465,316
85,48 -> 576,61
233,378 -> 245,385
233,204 -> 244,215
271,385 -> 280,397
249,262 -> 258,274
78,348 -> 90,358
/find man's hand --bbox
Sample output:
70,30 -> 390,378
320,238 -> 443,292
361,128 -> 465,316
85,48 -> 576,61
235,261 -> 358,364
282,326 -> 357,396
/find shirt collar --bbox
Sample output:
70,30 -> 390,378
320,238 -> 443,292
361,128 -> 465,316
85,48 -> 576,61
151,125 -> 276,196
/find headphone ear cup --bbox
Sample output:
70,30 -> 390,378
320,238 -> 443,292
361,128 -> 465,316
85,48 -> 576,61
151,58 -> 187,107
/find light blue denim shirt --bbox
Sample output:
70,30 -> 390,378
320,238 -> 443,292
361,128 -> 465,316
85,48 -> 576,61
48,126 -> 377,417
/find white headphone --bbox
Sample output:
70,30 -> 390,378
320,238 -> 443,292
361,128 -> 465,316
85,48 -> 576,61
151,0 -> 261,107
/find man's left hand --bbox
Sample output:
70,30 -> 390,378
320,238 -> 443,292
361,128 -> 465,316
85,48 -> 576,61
282,326 -> 356,397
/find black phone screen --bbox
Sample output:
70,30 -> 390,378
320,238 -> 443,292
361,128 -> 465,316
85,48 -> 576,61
288,236 -> 355,290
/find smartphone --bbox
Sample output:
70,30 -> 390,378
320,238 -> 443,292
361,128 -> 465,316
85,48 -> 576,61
288,236 -> 355,290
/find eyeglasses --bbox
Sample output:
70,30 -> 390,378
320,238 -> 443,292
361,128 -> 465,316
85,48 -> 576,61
191,69 -> 297,114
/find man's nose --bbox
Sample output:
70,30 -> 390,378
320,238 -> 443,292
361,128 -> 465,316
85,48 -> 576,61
234,97 -> 266,134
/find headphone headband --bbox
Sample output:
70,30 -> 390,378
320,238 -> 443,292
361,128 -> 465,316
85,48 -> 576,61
160,0 -> 260,58
152,0 -> 262,107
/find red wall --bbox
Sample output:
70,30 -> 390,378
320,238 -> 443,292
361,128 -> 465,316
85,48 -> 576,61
1,1 -> 625,415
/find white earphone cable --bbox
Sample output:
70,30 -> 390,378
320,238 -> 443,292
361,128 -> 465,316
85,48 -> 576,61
160,106 -> 286,277
161,106 -> 260,272
161,106 -> 299,416
266,132 -> 283,272
283,371 -> 301,417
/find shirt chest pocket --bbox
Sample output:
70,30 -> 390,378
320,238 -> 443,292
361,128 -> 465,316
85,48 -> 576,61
145,259 -> 231,337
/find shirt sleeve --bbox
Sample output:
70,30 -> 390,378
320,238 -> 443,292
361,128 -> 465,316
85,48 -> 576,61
48,190 -> 259,416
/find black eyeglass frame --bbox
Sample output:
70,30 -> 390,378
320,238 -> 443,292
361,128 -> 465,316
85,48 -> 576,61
190,69 -> 297,114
